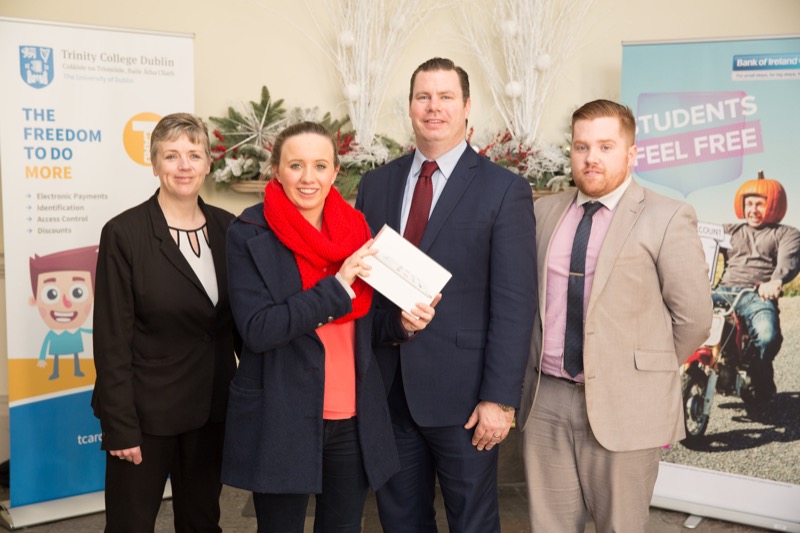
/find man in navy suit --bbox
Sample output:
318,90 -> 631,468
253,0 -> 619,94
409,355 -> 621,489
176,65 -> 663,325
356,57 -> 536,533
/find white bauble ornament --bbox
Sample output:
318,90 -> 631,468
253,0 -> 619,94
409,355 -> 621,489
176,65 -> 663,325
505,80 -> 523,98
344,83 -> 360,101
339,31 -> 355,48
501,20 -> 518,37
536,54 -> 552,72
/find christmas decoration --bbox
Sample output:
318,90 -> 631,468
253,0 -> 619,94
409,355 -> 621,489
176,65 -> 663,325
208,86 -> 286,184
313,0 -> 439,150
469,127 -> 572,192
461,0 -> 593,191
208,85 -> 406,197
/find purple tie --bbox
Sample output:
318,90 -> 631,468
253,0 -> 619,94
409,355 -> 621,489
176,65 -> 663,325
404,160 -> 439,246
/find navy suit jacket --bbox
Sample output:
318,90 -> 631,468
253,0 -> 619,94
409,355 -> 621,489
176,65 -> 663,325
356,146 -> 537,427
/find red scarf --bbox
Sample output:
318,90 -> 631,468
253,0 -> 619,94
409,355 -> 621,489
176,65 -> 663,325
263,179 -> 373,323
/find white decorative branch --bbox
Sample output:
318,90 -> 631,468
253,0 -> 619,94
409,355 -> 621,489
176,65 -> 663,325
313,0 -> 440,149
462,0 -> 594,146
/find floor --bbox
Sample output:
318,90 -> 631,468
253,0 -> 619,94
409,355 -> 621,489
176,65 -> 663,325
0,428 -> 777,531
0,483 -> 769,532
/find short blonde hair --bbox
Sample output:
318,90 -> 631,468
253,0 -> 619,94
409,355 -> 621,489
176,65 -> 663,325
150,113 -> 211,164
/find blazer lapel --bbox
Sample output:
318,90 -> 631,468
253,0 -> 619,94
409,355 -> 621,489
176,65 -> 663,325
586,180 -> 645,317
418,147 -> 479,252
147,191 -> 209,299
386,155 -> 414,233
200,199 -> 229,309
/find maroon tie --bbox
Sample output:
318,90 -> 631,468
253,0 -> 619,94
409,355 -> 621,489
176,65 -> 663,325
403,160 -> 439,246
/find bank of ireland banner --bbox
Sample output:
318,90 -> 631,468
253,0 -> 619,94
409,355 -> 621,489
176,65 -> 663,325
0,18 -> 193,510
622,36 -> 800,530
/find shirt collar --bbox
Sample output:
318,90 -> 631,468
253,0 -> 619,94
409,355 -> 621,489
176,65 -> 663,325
412,140 -> 468,181
576,175 -> 632,211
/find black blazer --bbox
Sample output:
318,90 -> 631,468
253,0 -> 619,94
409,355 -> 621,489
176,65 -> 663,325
91,190 -> 237,450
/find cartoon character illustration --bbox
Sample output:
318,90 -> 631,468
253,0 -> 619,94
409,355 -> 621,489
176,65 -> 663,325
28,245 -> 98,380
714,171 -> 800,402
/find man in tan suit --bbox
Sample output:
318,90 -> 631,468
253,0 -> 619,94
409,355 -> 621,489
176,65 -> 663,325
518,100 -> 712,532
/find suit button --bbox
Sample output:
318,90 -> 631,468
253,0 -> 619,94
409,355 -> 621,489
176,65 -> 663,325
317,323 -> 324,328
327,316 -> 334,323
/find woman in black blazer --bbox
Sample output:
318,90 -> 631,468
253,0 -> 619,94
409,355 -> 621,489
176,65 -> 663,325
221,122 -> 437,532
92,113 -> 237,532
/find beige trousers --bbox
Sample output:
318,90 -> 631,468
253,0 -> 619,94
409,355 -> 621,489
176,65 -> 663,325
521,374 -> 660,533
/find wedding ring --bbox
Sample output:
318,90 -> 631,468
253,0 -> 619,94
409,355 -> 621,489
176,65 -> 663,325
492,434 -> 501,438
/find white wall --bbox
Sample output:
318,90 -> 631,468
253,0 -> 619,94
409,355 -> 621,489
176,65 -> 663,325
2,0 -> 798,217
0,0 -> 798,460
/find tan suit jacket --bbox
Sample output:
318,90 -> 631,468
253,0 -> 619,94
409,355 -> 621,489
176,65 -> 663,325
517,180 -> 712,451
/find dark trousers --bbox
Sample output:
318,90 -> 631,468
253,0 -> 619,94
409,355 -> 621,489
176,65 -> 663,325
104,421 -> 224,533
376,372 -> 500,533
252,417 -> 368,533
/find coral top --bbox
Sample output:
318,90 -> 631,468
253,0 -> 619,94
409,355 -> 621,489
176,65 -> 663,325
316,320 -> 357,420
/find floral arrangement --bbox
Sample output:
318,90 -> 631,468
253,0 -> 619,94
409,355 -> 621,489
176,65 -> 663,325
208,85 -> 406,197
469,127 -> 573,192
334,129 -> 407,198
208,85 -> 285,184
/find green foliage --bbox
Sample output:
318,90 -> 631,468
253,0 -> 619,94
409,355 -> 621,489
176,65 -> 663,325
209,85 -> 286,147
208,86 -> 286,184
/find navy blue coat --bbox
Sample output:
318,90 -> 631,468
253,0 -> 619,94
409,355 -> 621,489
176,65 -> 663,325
221,204 -> 401,494
356,146 -> 537,426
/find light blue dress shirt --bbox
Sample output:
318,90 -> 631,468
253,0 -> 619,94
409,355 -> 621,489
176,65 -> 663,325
399,140 -> 469,237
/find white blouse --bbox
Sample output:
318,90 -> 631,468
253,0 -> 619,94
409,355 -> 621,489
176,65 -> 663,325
168,225 -> 219,306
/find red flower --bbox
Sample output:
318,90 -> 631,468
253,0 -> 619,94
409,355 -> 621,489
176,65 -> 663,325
337,129 -> 356,155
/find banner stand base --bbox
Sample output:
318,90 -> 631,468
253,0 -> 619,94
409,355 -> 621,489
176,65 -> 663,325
652,462 -> 800,533
682,515 -> 704,529
0,491 -> 105,530
0,482 -> 172,530
651,494 -> 800,533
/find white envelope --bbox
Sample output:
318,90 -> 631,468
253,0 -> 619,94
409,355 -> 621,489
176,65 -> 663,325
359,224 -> 452,315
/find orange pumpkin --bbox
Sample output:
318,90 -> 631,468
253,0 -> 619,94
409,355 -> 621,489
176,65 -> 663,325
733,170 -> 787,223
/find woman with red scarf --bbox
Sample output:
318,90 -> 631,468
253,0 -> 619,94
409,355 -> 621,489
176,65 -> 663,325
221,122 -> 436,532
